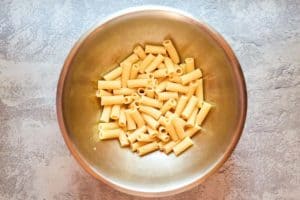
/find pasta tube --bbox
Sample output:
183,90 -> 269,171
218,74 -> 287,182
118,107 -> 127,127
166,82 -> 189,94
98,122 -> 119,130
124,109 -> 136,130
186,125 -> 201,137
181,96 -> 198,119
174,95 -> 188,116
140,54 -> 155,73
180,69 -> 202,85
162,40 -> 180,64
147,127 -> 158,138
171,117 -> 186,139
157,92 -> 178,101
140,95 -> 163,108
186,108 -> 198,127
137,141 -> 159,156
139,105 -> 162,120
161,98 -> 176,114
113,88 -> 136,95
153,68 -> 168,78
120,53 -> 139,65
127,79 -> 150,88
145,45 -> 166,55
162,140 -> 178,154
101,95 -> 125,105
99,128 -> 122,140
129,108 -> 145,128
131,141 -> 148,152
128,125 -> 147,143
164,118 -> 179,141
195,79 -> 204,106
137,133 -> 156,142
96,89 -> 112,97
129,63 -> 140,79
185,58 -> 195,73
173,136 -> 193,156
145,54 -> 165,73
110,104 -> 121,120
158,126 -> 170,142
121,62 -> 131,87
98,80 -> 121,90
119,131 -> 129,147
133,45 -> 146,59
141,113 -> 160,130
196,102 -> 212,125
103,66 -> 122,81
164,57 -> 175,74
100,106 -> 112,122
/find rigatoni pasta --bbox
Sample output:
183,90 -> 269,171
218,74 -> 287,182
130,63 -> 140,79
110,104 -> 121,120
157,92 -> 178,101
162,40 -> 180,64
96,39 -> 214,157
119,131 -> 129,147
173,136 -> 193,156
139,54 -> 155,73
137,141 -> 159,156
145,45 -> 166,55
118,107 -> 126,127
133,45 -> 146,59
121,62 -> 131,87
196,102 -> 212,125
103,66 -> 122,81
121,53 -> 139,65
185,58 -> 195,73
127,79 -> 149,88
164,57 -> 175,74
180,68 -> 202,85
99,128 -> 122,140
166,82 -> 189,94
181,96 -> 198,119
141,113 -> 160,130
140,96 -> 163,108
101,95 -> 125,106
145,54 -> 164,73
139,105 -> 162,120
98,122 -> 119,130
98,80 -> 121,90
96,89 -> 112,97
100,106 -> 112,122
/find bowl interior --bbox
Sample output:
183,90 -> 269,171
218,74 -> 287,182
60,10 -> 246,195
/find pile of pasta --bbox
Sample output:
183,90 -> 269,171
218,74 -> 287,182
96,40 -> 212,156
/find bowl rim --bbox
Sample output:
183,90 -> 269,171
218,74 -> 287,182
56,5 -> 247,197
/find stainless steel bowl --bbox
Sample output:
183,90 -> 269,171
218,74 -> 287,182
56,6 -> 247,197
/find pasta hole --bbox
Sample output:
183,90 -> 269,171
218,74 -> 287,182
124,96 -> 132,104
170,99 -> 176,106
175,67 -> 183,75
159,127 -> 167,134
137,88 -> 145,96
147,73 -> 154,79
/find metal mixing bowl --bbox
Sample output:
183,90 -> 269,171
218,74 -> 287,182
56,7 -> 247,197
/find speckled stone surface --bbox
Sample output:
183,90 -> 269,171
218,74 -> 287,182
0,1 -> 299,199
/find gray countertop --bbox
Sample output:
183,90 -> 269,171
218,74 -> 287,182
0,1 -> 299,199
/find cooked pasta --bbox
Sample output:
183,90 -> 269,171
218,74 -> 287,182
95,39 -> 214,156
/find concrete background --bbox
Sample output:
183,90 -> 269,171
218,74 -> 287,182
0,0 -> 299,199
